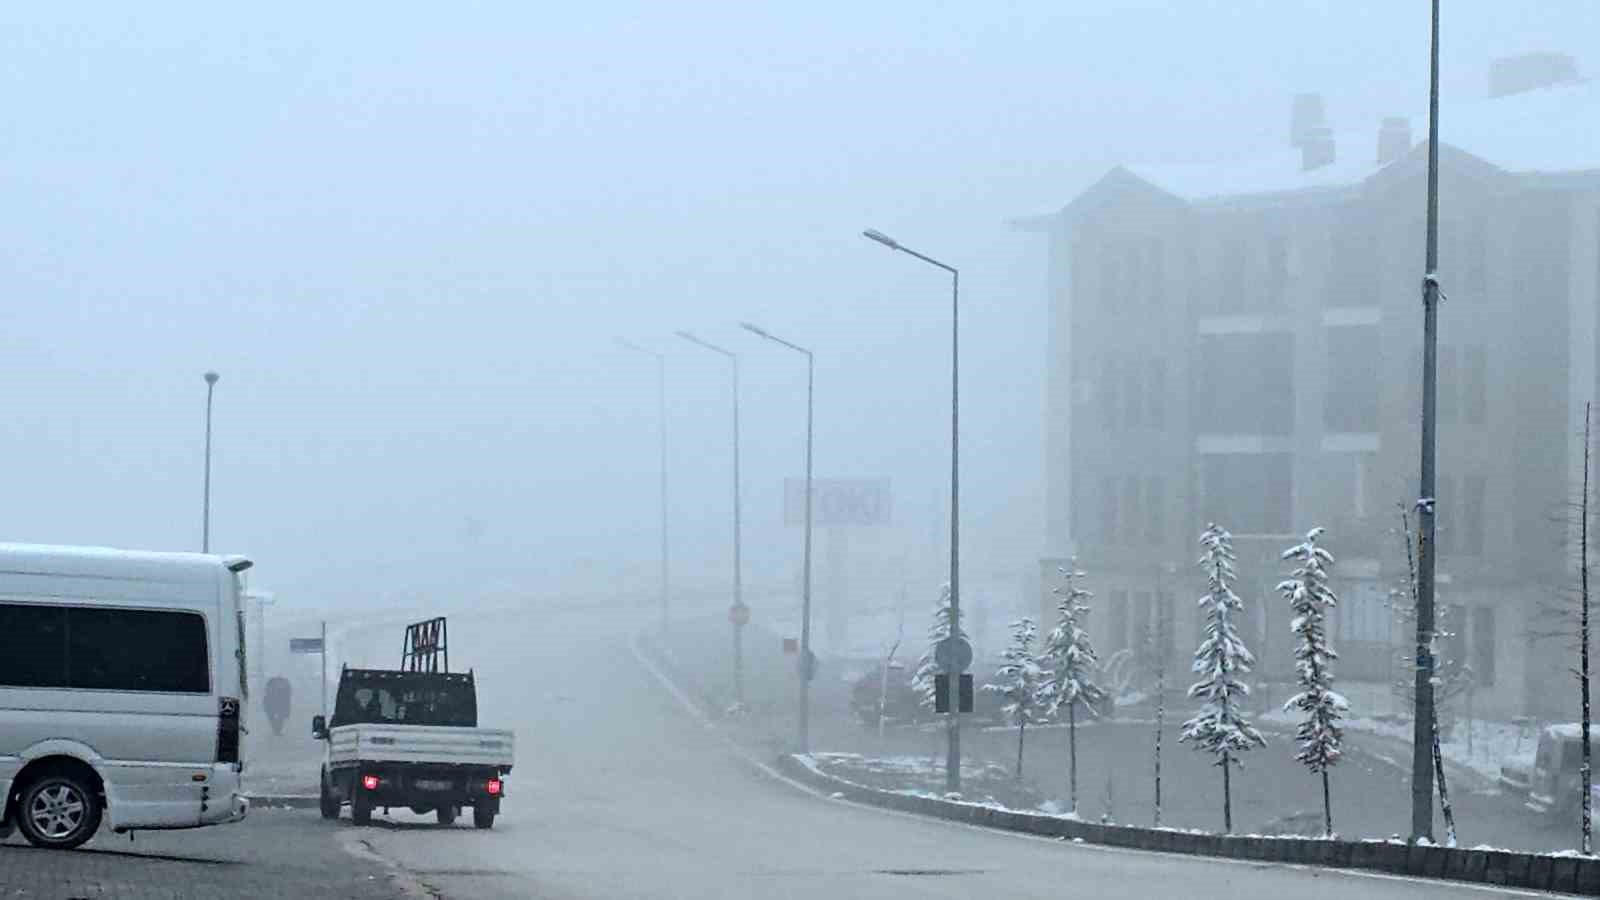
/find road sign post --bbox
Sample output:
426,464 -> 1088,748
729,603 -> 750,707
290,630 -> 329,722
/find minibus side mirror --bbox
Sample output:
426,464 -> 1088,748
311,715 -> 327,739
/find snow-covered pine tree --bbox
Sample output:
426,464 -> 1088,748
1279,527 -> 1347,837
983,618 -> 1044,778
1038,560 -> 1105,815
911,584 -> 966,713
1180,523 -> 1266,834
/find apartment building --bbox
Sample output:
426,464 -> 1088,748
1020,54 -> 1600,721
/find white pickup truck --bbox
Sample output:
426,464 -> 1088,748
312,667 -> 514,828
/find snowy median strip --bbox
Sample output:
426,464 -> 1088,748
776,749 -> 1600,895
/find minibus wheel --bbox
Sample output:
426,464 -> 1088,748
17,771 -> 102,850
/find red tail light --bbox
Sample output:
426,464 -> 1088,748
486,778 -> 502,796
362,774 -> 380,791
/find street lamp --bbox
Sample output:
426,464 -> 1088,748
741,321 -> 815,751
1411,0 -> 1445,844
676,331 -> 747,706
616,339 -> 671,635
863,227 -> 963,793
202,371 -> 220,554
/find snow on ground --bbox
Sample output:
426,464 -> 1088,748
1261,707 -> 1537,784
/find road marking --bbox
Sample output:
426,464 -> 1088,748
335,828 -> 445,899
629,632 -> 1580,899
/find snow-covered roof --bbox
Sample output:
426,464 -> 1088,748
1121,79 -> 1600,205
1126,133 -> 1386,204
1427,79 -> 1600,176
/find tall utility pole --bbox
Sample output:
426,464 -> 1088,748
1411,0 -> 1443,844
677,331 -> 745,704
741,322 -> 815,751
863,228 -> 962,793
618,339 -> 671,633
202,371 -> 220,553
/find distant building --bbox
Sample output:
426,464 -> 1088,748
1019,54 -> 1600,723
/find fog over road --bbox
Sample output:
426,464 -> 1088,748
317,603 -> 1527,900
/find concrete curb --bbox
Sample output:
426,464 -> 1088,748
776,754 -> 1600,896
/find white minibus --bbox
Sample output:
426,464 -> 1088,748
0,544 -> 252,848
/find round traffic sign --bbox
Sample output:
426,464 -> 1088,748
797,649 -> 818,682
934,636 -> 973,673
728,602 -> 751,627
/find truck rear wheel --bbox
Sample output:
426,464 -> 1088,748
436,805 -> 459,825
351,785 -> 374,826
473,805 -> 495,829
319,772 -> 340,820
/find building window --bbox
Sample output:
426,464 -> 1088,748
1267,234 -> 1288,302
1148,360 -> 1167,429
1462,474 -> 1486,556
1124,363 -> 1142,428
1100,476 -> 1120,544
1216,238 -> 1250,313
1438,346 -> 1458,425
1146,476 -> 1164,545
1102,250 -> 1122,310
1463,346 -> 1487,425
1100,357 -> 1118,430
1325,325 -> 1380,432
1327,214 -> 1379,308
1132,592 -> 1152,665
1435,476 -> 1455,556
1473,605 -> 1496,685
1335,582 -> 1390,643
1156,590 -> 1176,665
1123,476 -> 1142,545
1202,453 -> 1293,535
1109,589 -> 1130,653
1144,240 -> 1165,306
1196,333 -> 1294,435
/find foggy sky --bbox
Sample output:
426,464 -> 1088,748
2,2 -> 1593,611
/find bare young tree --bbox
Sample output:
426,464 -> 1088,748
1394,503 -> 1457,845
1152,600 -> 1167,828
1581,404 -> 1593,854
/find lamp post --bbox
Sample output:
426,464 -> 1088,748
863,227 -> 962,793
616,339 -> 671,635
676,331 -> 746,707
741,322 -> 815,751
202,371 -> 220,553
1411,0 -> 1444,844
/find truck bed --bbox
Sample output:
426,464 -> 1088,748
328,723 -> 515,770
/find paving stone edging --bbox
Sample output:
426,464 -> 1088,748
776,753 -> 1600,896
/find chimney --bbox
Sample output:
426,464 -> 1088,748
1290,93 -> 1326,148
1301,126 -> 1336,171
1489,52 -> 1580,98
1377,117 -> 1412,165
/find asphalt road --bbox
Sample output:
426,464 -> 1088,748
342,607 -> 1553,900
0,808 -> 401,900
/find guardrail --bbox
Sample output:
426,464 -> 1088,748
777,753 -> 1600,895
